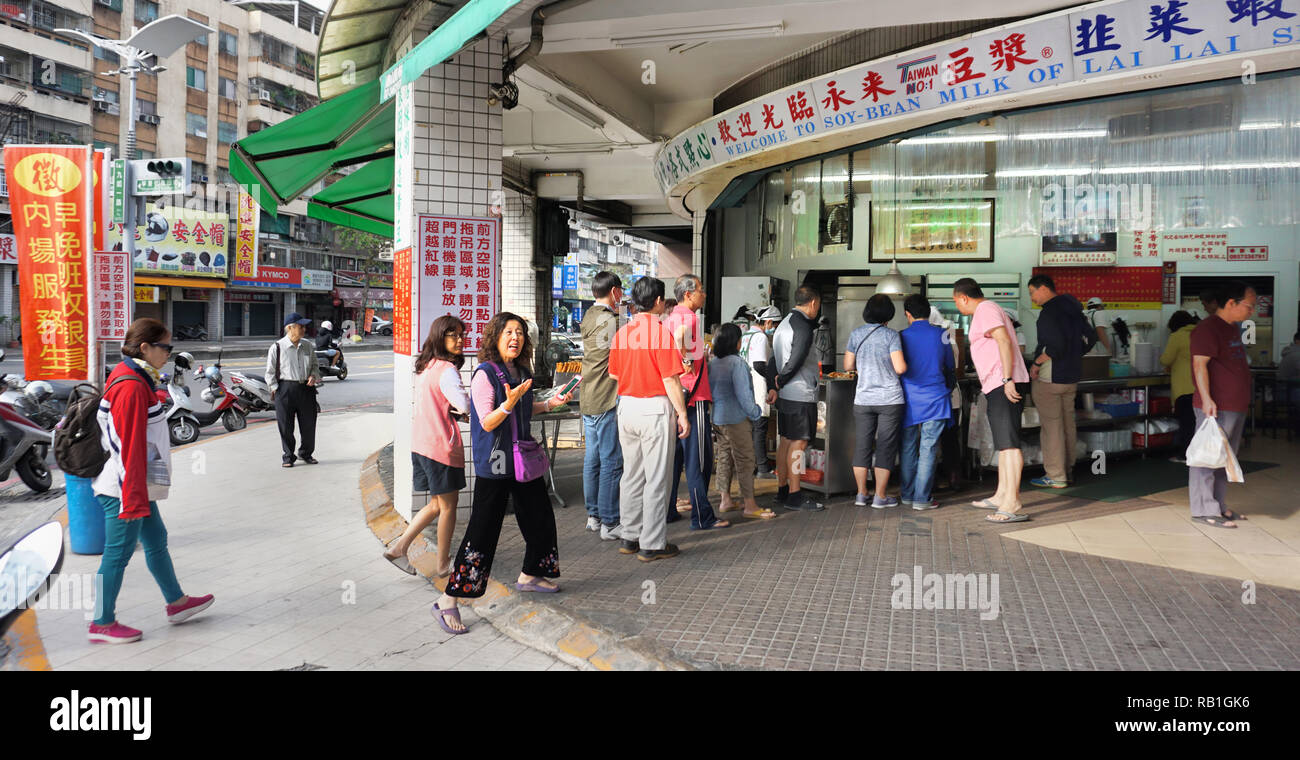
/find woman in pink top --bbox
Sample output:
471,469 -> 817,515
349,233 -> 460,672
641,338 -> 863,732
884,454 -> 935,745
384,315 -> 470,577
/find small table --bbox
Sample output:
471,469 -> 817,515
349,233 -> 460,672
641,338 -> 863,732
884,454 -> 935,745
533,409 -> 582,508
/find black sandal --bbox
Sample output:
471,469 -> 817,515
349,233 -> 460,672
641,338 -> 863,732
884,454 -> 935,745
1194,515 -> 1237,529
1221,509 -> 1247,521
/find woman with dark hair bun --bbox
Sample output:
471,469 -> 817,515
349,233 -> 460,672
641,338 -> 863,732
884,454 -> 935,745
431,312 -> 571,634
384,315 -> 470,577
89,318 -> 213,644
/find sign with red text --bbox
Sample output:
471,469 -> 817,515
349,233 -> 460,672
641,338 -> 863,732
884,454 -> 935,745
415,214 -> 499,354
92,250 -> 130,341
107,207 -> 229,276
1227,245 -> 1267,261
1162,231 -> 1227,261
235,188 -> 258,279
4,145 -> 93,379
0,233 -> 15,263
393,247 -> 412,356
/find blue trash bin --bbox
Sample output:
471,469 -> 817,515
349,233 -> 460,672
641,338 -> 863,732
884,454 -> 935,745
65,474 -> 104,555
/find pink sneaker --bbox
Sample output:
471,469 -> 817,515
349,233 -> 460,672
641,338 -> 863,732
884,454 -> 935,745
88,622 -> 142,644
166,593 -> 214,624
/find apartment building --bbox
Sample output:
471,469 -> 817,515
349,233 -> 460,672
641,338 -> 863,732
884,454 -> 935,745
0,0 -> 385,340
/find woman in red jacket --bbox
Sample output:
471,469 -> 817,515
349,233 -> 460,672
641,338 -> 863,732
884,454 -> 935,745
89,318 -> 213,644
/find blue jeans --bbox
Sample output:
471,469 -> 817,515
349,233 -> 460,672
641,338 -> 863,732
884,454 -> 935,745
670,400 -> 719,529
899,420 -> 946,505
93,496 -> 184,626
583,411 -> 622,526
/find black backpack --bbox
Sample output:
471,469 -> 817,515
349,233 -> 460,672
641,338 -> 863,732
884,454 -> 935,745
53,374 -> 146,478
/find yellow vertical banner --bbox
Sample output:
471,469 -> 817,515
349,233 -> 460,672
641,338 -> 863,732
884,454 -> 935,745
235,188 -> 259,279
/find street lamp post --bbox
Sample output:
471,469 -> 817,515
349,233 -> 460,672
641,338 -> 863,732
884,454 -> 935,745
55,16 -> 214,378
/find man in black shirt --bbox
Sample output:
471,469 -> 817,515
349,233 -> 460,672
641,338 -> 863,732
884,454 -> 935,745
1027,275 -> 1095,488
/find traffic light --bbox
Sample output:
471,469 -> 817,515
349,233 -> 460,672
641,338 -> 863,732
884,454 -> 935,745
146,160 -> 182,176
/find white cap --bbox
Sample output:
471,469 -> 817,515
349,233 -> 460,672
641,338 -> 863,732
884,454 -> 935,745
754,305 -> 782,322
321,320 -> 333,331
1086,296 -> 1104,309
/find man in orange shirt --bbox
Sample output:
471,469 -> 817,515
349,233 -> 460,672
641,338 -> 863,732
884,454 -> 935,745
609,277 -> 691,562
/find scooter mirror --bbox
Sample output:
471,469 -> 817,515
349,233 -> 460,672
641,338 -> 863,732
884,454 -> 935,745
0,522 -> 65,637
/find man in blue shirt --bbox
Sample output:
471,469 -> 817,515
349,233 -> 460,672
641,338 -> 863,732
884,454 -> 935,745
897,294 -> 953,510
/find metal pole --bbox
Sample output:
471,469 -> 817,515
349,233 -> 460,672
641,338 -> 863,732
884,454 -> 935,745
123,64 -> 137,332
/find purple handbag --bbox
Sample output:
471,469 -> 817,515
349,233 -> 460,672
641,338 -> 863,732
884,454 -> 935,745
488,363 -> 550,482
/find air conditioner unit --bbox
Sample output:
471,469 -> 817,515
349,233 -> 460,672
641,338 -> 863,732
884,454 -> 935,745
95,0 -> 113,6
195,129 -> 207,138
139,113 -> 159,125
94,100 -> 111,111
258,89 -> 271,100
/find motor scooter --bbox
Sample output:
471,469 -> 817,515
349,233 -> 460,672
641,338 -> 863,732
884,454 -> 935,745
0,398 -> 53,492
316,336 -> 349,381
227,369 -> 274,413
0,522 -> 64,639
163,352 -> 245,445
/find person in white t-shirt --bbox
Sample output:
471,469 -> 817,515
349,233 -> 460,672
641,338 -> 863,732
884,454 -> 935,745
741,305 -> 781,477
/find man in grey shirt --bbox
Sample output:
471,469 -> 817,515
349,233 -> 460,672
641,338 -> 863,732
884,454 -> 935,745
266,312 -> 323,468
770,285 -> 824,511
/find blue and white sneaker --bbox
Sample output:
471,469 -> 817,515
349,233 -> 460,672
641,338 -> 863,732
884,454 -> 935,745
854,493 -> 869,507
1029,476 -> 1068,489
585,516 -> 601,532
871,496 -> 900,509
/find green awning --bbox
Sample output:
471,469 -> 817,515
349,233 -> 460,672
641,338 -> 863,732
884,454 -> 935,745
228,78 -> 394,213
307,156 -> 394,237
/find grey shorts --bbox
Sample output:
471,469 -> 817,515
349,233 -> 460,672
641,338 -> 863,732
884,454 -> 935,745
853,404 -> 904,469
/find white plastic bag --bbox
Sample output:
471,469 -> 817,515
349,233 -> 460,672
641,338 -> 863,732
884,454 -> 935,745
1184,417 -> 1245,482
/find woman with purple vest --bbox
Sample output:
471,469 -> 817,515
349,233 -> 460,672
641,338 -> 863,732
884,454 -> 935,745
384,315 -> 469,578
432,312 -> 571,634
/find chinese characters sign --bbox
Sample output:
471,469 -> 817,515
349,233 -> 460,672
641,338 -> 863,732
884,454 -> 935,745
415,214 -> 500,355
93,251 -> 130,341
4,145 -> 92,379
655,0 -> 1300,193
107,207 -> 229,277
1031,265 -> 1164,309
0,233 -> 15,263
1162,231 -> 1227,260
1129,228 -> 1160,260
1227,245 -> 1268,261
235,188 -> 258,279
393,247 -> 412,356
870,199 -> 994,262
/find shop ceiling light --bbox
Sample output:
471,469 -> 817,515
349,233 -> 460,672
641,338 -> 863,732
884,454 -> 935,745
546,93 -> 606,130
995,167 -> 1092,178
900,134 -> 1004,145
610,22 -> 785,48
1014,130 -> 1107,140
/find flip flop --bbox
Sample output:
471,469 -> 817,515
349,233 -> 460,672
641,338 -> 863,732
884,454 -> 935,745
718,503 -> 742,513
383,545 -> 416,575
691,520 -> 731,530
986,510 -> 1028,523
1194,515 -> 1238,529
516,579 -> 560,593
1220,510 -> 1247,521
742,509 -> 777,520
970,498 -> 1000,510
432,602 -> 468,635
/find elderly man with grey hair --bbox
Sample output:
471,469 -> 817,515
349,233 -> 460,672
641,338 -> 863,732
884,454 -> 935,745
662,274 -> 728,530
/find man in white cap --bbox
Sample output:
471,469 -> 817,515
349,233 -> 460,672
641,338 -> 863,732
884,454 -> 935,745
1085,297 -> 1113,355
741,304 -> 781,477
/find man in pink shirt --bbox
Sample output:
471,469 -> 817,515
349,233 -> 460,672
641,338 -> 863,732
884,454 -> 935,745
953,278 -> 1031,523
662,274 -> 728,530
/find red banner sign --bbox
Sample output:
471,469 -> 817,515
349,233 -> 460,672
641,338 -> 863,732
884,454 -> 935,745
5,145 -> 93,379
393,247 -> 412,355
1030,266 -> 1164,310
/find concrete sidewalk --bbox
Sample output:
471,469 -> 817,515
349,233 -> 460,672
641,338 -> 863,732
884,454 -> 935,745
30,411 -> 570,671
173,336 -> 391,361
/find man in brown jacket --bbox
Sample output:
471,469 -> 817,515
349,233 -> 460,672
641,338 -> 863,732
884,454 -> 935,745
580,271 -> 624,539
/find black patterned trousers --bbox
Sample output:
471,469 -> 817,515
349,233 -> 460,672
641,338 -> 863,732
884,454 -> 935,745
444,475 -> 559,599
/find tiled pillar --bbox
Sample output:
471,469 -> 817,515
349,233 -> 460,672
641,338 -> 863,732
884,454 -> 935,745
691,210 -> 706,278
392,37 -> 506,520
501,189 -> 536,322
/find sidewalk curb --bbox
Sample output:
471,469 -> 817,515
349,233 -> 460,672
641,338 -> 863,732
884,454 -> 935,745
359,448 -> 699,671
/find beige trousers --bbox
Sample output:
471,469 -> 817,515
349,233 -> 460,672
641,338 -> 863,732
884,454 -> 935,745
616,395 -> 674,551
714,421 -> 756,500
1033,380 -> 1078,482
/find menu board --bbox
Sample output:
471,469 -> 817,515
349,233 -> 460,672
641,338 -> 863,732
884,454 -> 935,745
1030,266 -> 1163,310
415,214 -> 500,354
